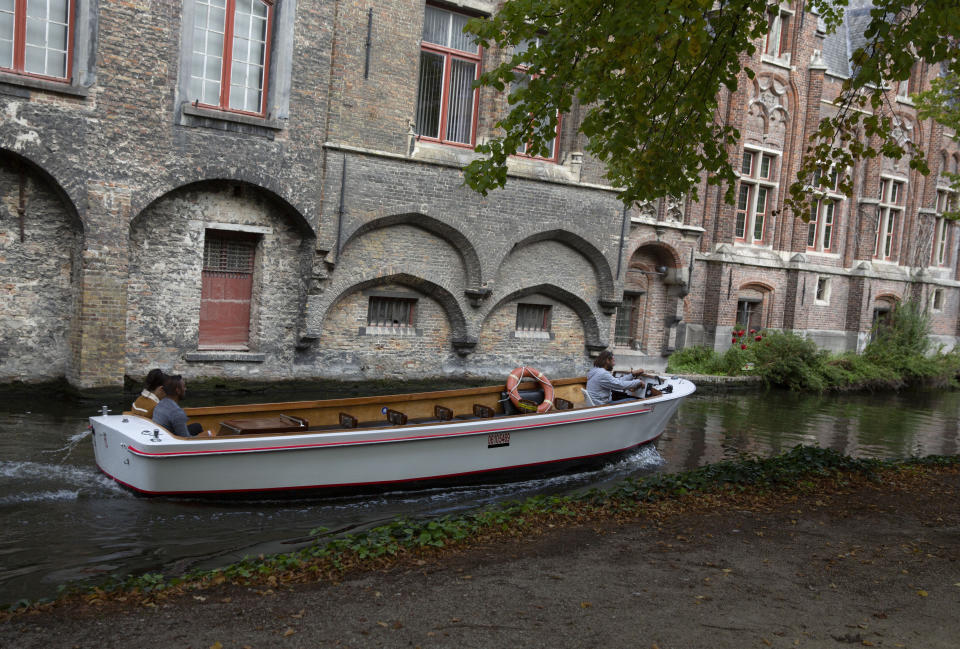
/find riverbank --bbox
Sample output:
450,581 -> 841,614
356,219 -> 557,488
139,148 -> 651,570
4,455 -> 958,648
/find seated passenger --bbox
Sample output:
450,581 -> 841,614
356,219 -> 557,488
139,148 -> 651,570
585,350 -> 646,405
152,374 -> 204,437
131,368 -> 166,419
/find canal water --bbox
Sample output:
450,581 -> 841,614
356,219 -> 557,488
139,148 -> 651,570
1,382 -> 958,605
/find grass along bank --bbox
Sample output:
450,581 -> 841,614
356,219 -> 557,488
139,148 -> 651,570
667,300 -> 960,391
4,445 -> 958,617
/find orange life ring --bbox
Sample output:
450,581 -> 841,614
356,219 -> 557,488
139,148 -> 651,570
505,366 -> 555,414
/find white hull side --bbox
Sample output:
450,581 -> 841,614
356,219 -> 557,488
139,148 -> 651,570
90,379 -> 694,496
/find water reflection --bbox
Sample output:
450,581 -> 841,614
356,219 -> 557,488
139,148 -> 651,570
1,385 -> 958,605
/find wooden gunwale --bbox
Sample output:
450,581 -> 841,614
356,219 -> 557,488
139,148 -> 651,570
174,377 -> 589,438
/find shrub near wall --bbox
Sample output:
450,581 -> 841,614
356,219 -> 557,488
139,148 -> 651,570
668,302 -> 960,392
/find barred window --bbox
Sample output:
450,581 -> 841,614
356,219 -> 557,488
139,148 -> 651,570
203,234 -> 256,273
368,296 -> 416,329
516,303 -> 551,333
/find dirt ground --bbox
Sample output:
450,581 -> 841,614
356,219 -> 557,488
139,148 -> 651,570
3,470 -> 958,649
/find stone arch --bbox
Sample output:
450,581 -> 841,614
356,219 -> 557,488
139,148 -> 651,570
0,148 -> 83,229
133,169 -> 313,236
320,272 -> 469,343
132,178 -> 313,237
485,283 -> 604,351
508,229 -> 616,301
340,213 -> 483,290
0,149 -> 84,382
126,179 -> 315,372
626,239 -> 683,270
0,133 -> 87,220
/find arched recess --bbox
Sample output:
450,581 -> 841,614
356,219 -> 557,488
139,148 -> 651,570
617,241 -> 684,353
133,170 -> 314,236
0,149 -> 84,382
127,179 -> 314,371
736,281 -> 776,330
320,272 -> 469,347
870,293 -> 901,337
340,213 -> 483,291
0,136 -> 87,220
508,229 -> 616,302
485,283 -> 604,351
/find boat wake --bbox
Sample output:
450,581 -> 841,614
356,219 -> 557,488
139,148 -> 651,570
0,460 -> 129,503
41,428 -> 92,461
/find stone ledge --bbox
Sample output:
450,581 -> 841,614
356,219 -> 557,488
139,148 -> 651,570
185,351 -> 266,363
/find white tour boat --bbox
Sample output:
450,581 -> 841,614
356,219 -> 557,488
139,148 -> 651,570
89,372 -> 695,497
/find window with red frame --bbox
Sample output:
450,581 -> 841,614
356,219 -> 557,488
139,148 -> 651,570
0,0 -> 73,81
511,38 -> 560,161
189,0 -> 273,116
415,5 -> 480,146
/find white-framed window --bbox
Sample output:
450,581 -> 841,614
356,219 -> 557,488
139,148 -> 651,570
815,276 -> 831,305
0,0 -> 74,81
931,288 -> 944,312
807,168 -> 842,253
735,149 -> 778,244
933,189 -> 957,267
874,177 -> 905,261
414,4 -> 480,147
188,0 -> 274,116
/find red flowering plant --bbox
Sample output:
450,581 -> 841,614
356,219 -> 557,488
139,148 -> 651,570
726,325 -> 768,372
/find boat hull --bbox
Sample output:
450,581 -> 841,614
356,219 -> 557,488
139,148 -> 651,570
90,378 -> 694,497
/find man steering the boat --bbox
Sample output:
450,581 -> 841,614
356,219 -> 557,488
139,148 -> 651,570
585,350 -> 647,405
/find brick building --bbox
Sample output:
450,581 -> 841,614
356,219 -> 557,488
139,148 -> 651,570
0,0 -> 957,390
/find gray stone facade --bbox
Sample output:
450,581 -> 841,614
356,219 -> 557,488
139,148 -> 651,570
0,1 -> 957,389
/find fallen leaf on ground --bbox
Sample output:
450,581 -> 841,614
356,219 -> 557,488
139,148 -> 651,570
282,628 -> 296,637
581,601 -> 592,608
917,590 -> 928,597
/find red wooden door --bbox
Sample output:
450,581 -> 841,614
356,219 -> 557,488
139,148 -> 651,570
199,232 -> 256,349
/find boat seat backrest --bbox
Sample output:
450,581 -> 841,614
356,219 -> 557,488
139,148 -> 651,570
473,404 -> 495,418
554,397 -> 573,410
385,408 -> 408,426
580,388 -> 596,406
435,405 -> 453,421
339,412 -> 358,428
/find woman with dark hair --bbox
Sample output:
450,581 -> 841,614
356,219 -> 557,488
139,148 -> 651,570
131,368 -> 166,418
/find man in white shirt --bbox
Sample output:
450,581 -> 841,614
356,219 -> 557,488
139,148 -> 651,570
585,350 -> 647,405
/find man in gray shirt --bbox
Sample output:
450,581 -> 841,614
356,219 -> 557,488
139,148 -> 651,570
585,350 -> 647,405
153,374 -> 203,437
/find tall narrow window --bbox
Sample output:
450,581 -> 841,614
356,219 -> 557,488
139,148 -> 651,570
807,168 -> 842,253
933,188 -> 956,266
736,149 -> 779,245
613,295 -> 636,347
189,0 -> 273,115
199,231 -> 257,349
415,5 -> 480,146
736,299 -> 762,331
511,38 -> 560,161
874,177 -> 905,261
0,0 -> 73,80
764,5 -> 791,58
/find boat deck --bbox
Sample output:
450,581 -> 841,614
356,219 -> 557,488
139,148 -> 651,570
156,376 -> 665,439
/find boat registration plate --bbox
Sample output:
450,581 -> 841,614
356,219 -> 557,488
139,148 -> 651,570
487,432 -> 510,448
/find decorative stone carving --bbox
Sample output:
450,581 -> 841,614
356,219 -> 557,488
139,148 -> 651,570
665,195 -> 684,223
